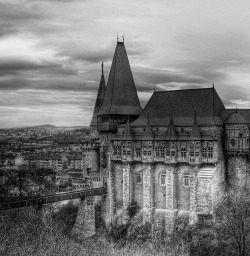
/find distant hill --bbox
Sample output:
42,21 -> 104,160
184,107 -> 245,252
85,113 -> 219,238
10,125 -> 90,130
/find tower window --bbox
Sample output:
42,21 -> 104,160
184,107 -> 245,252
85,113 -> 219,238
181,128 -> 184,133
170,146 -> 176,157
181,147 -> 186,159
136,172 -> 142,184
208,146 -> 213,159
183,174 -> 190,187
190,146 -> 195,157
136,147 -> 141,158
230,139 -> 236,148
202,146 -> 208,158
160,174 -> 166,185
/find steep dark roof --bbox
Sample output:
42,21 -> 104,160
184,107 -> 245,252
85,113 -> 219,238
98,42 -> 142,116
222,109 -> 250,123
189,113 -> 201,140
166,115 -> 177,140
90,65 -> 106,127
132,87 -> 225,127
224,111 -> 248,124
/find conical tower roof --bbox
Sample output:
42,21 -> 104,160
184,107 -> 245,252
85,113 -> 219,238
166,114 -> 177,140
189,111 -> 201,140
97,41 -> 142,116
122,119 -> 133,140
90,63 -> 106,127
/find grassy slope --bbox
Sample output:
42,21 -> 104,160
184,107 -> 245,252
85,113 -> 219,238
0,206 -> 189,256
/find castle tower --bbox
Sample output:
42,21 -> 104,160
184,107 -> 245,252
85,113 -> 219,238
90,62 -> 106,139
97,41 -> 142,135
225,111 -> 250,189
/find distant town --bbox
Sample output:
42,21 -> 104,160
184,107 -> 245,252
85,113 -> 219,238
0,124 -> 99,199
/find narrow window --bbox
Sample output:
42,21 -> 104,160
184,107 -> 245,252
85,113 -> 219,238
181,147 -> 186,159
160,147 -> 165,157
170,146 -> 175,157
190,146 -> 195,157
202,146 -> 208,159
195,147 -> 200,157
136,172 -> 142,184
208,146 -> 213,159
183,174 -> 190,187
136,147 -> 141,158
160,174 -> 166,185
156,146 -> 160,157
230,138 -> 236,148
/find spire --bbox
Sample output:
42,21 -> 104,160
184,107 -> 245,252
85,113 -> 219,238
97,41 -> 142,116
90,63 -> 106,127
122,119 -> 133,140
189,110 -> 201,140
166,113 -> 177,140
143,113 -> 154,140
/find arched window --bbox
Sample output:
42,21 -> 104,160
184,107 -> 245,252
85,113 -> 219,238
202,146 -> 208,159
156,146 -> 160,157
143,145 -> 147,156
183,174 -> 190,187
208,146 -> 213,159
181,146 -> 186,159
127,146 -> 131,156
160,174 -> 166,185
166,145 -> 171,157
136,146 -> 141,158
195,147 -> 200,157
148,144 -> 152,156
160,147 -> 165,157
136,172 -> 142,184
122,144 -> 127,156
190,146 -> 195,158
170,146 -> 176,157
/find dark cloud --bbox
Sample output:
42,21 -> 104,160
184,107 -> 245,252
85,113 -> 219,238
0,2 -> 48,21
133,67 -> 208,92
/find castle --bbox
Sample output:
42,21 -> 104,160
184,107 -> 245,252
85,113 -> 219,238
89,40 -> 250,231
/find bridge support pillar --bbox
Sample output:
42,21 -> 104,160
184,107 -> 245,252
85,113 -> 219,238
72,197 -> 95,238
37,204 -> 53,226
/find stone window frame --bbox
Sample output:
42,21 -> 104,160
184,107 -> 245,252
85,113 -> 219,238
183,173 -> 190,188
208,145 -> 213,159
180,146 -> 187,159
159,173 -> 166,186
135,172 -> 143,184
155,146 -> 160,158
202,145 -> 208,159
190,145 -> 195,158
230,138 -> 236,148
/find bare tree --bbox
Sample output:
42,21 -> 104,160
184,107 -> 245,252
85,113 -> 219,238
215,187 -> 250,256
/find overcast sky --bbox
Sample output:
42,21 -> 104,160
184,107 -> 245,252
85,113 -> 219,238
1,0 -> 250,128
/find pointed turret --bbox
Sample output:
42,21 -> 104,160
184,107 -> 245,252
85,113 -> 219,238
189,111 -> 201,140
166,114 -> 177,140
122,119 -> 133,140
90,62 -> 106,128
143,113 -> 154,140
97,40 -> 142,133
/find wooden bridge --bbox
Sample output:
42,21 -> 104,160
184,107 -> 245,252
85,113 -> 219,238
0,187 -> 107,211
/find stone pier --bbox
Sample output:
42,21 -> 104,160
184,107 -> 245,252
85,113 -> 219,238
72,197 -> 95,238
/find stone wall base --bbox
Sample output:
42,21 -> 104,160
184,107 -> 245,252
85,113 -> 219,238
72,197 -> 95,238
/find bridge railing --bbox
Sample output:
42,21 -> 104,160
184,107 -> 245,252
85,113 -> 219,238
0,187 -> 107,211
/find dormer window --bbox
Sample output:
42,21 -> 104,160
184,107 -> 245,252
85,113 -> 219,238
230,138 -> 236,148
